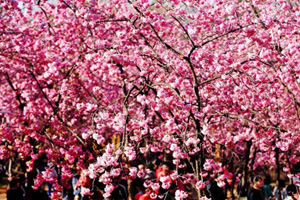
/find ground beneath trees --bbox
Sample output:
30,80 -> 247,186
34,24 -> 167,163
0,177 -> 8,200
0,185 -> 6,200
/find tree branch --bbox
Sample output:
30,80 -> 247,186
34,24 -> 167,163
4,73 -> 26,111
171,15 -> 195,47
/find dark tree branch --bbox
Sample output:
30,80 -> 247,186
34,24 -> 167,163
4,73 -> 26,111
171,15 -> 195,47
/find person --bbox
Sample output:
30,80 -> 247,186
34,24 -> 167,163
139,188 -> 154,200
31,184 -> 51,200
163,182 -> 177,200
157,162 -> 173,182
263,174 -> 273,199
207,178 -> 226,200
0,161 -> 6,182
47,162 -> 58,197
273,179 -> 287,200
72,169 -> 81,200
132,178 -> 145,200
284,184 -> 299,200
145,163 -> 156,181
248,175 -> 264,200
110,175 -> 128,200
6,179 -> 24,200
18,174 -> 27,200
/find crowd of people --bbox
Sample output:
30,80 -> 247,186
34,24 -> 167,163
238,174 -> 300,200
1,157 -> 300,200
65,161 -> 199,200
1,157 -> 221,200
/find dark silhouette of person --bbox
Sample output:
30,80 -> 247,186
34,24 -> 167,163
263,174 -> 273,199
248,175 -> 264,200
163,182 -> 177,200
285,184 -> 299,200
110,175 -> 128,200
31,184 -> 51,200
6,179 -> 24,200
207,179 -> 226,200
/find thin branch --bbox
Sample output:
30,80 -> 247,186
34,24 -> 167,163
199,69 -> 234,86
96,19 -> 128,23
183,56 -> 201,112
28,70 -> 60,116
250,4 -> 267,29
216,112 -> 287,132
123,85 -> 140,113
21,58 -> 96,158
148,82 -> 183,101
148,21 -> 182,56
4,73 -> 26,111
77,79 -> 98,102
132,5 -> 183,56
200,24 -> 254,47
171,15 -> 195,47
62,0 -> 75,12
280,79 -> 300,121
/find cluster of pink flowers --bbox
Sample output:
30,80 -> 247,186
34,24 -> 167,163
1,0 -> 300,199
175,190 -> 189,200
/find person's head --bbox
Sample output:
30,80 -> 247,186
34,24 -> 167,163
162,162 -> 172,174
253,175 -> 263,189
112,174 -> 122,185
133,178 -> 145,192
286,184 -> 297,196
145,163 -> 154,171
9,179 -> 20,189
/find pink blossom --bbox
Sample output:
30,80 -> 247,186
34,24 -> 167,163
139,147 -> 148,154
50,192 -> 60,200
162,182 -> 171,190
32,174 -> 45,190
163,135 -> 173,143
179,165 -> 185,168
111,168 -> 121,177
203,163 -> 212,171
170,172 -> 178,180
137,170 -> 145,178
195,181 -> 205,190
81,187 -> 93,196
92,134 -> 105,145
103,193 -> 111,199
160,176 -> 171,183
200,171 -> 208,178
180,153 -> 188,159
170,144 -> 180,151
217,181 -> 226,188
143,180 -> 153,188
104,184 -> 115,195
175,190 -> 188,200
151,183 -> 160,191
129,167 -> 137,178
124,146 -> 136,161
1,0 -> 300,198
99,172 -> 111,185
82,133 -> 89,140
150,192 -> 157,199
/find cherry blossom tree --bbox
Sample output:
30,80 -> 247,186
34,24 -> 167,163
1,0 -> 300,199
